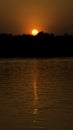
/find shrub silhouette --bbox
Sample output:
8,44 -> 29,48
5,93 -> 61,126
0,32 -> 73,58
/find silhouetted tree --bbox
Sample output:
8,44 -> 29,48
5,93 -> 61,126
0,32 -> 73,57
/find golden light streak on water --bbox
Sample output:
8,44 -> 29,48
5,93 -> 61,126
33,79 -> 38,115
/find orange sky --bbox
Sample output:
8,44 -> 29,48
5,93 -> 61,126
0,0 -> 73,34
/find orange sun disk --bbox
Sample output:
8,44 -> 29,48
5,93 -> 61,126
32,29 -> 39,36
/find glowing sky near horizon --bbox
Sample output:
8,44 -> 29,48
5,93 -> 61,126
0,0 -> 73,34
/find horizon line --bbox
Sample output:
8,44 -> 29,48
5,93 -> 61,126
0,32 -> 73,36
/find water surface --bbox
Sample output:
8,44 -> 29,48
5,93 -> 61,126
0,58 -> 73,130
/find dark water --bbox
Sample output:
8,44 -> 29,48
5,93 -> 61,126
0,59 -> 73,130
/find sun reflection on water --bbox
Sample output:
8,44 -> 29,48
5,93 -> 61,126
33,79 -> 38,115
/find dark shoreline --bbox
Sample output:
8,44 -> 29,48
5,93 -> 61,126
0,32 -> 73,58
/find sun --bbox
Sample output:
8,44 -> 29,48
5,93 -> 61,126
32,29 -> 39,36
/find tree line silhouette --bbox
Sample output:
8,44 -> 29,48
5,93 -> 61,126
0,32 -> 73,58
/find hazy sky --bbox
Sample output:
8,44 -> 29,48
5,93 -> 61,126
0,0 -> 73,34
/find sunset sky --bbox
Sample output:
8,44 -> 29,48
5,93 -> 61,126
0,0 -> 73,34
